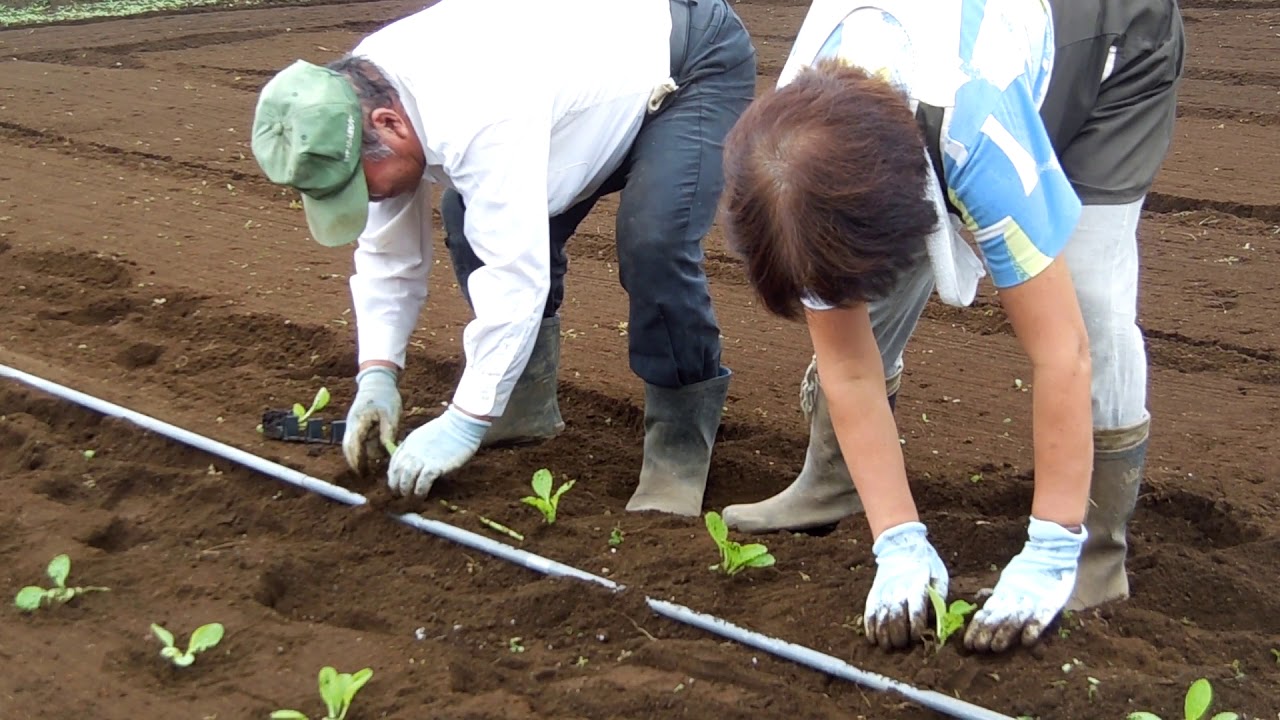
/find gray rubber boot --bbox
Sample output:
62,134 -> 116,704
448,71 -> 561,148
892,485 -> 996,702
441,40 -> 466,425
722,356 -> 899,534
625,369 -> 732,517
481,316 -> 566,448
1066,416 -> 1149,611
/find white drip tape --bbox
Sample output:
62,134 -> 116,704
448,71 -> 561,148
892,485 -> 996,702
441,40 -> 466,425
0,363 -> 1015,720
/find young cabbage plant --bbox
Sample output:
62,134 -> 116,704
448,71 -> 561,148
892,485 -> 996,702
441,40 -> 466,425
14,553 -> 109,612
521,468 -> 574,524
1127,678 -> 1239,720
925,585 -> 976,648
271,666 -> 373,720
293,387 -> 331,424
704,511 -> 775,576
150,622 -> 225,667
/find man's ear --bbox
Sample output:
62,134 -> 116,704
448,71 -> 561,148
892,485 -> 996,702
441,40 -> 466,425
369,107 -> 412,142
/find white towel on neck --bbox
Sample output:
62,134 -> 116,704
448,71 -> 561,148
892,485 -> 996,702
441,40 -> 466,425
920,157 -> 986,307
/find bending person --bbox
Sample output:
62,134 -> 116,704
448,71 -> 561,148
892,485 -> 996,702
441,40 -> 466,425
718,0 -> 1183,652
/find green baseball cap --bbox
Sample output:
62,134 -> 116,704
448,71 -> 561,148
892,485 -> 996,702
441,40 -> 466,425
251,59 -> 369,247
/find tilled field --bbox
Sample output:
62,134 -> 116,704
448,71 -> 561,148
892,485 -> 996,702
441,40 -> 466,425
1,1 -> 1278,718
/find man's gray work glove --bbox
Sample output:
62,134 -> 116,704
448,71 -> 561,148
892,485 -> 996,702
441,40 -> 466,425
342,366 -> 402,477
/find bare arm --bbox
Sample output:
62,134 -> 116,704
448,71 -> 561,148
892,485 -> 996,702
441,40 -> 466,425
998,257 -> 1093,528
805,304 -> 918,539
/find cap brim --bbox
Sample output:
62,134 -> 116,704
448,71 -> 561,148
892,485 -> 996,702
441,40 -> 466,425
301,164 -> 370,248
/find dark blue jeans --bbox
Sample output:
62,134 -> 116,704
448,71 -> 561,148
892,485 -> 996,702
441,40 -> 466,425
442,0 -> 757,389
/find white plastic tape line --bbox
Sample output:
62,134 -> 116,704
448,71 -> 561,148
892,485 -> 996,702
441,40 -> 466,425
0,363 -> 1015,720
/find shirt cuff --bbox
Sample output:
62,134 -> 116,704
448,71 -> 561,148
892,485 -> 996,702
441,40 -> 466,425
357,319 -> 414,369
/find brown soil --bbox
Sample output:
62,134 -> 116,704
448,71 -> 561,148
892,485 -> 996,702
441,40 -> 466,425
2,2 -> 1278,719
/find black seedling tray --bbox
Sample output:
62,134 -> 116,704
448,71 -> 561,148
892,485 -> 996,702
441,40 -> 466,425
261,408 -> 346,444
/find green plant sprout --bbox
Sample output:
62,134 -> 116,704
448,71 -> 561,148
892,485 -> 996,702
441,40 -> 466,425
14,554 -> 109,612
271,666 -> 373,720
293,387 -> 331,424
608,526 -> 624,547
925,585 -> 976,648
150,622 -> 224,667
1127,678 -> 1239,720
521,468 -> 574,524
704,511 -> 775,575
1270,648 -> 1279,665
438,499 -> 524,542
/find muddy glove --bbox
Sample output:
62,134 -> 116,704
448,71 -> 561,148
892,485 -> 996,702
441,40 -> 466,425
386,405 -> 490,497
864,521 -> 949,649
964,517 -> 1087,653
342,366 -> 402,477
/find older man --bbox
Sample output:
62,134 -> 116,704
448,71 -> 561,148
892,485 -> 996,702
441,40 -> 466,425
250,0 -> 756,514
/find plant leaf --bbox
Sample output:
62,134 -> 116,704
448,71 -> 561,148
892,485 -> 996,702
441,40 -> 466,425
948,599 -> 978,617
735,544 -> 771,565
347,667 -> 373,698
292,402 -> 307,420
151,623 -> 176,648
704,511 -> 729,545
270,711 -> 309,720
310,387 -> 331,414
550,479 -> 576,505
521,496 -> 551,517
742,551 -> 776,569
926,585 -> 947,641
47,554 -> 71,588
531,468 -> 553,500
1185,678 -> 1212,720
1127,714 -> 1162,720
318,666 -> 342,717
14,586 -> 46,612
1210,714 -> 1239,720
187,622 -> 225,654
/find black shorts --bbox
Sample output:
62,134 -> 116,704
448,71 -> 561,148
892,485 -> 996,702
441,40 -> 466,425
1039,0 -> 1187,205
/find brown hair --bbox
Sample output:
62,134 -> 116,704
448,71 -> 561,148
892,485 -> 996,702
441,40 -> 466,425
720,58 -> 939,320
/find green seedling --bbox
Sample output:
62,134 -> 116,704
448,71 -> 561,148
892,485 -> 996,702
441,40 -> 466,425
271,666 -> 373,720
608,526 -> 624,547
1270,648 -> 1279,665
1127,678 -> 1239,720
925,585 -> 976,648
704,511 -> 775,576
521,468 -> 574,524
150,622 -> 224,668
14,554 -> 109,612
293,387 -> 331,424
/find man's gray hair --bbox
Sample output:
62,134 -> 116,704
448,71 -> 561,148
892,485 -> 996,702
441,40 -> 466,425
326,54 -> 399,160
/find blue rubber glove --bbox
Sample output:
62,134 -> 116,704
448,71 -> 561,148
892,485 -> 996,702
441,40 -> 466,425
386,405 -> 490,498
864,521 -> 949,648
342,366 -> 402,476
964,516 -> 1087,653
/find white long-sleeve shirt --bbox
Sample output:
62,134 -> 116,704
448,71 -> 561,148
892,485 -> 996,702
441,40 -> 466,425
346,0 -> 672,417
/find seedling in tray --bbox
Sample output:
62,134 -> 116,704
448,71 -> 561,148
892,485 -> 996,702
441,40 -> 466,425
261,387 -> 345,444
293,387 -> 331,424
521,468 -> 574,524
150,621 -> 225,668
704,511 -> 775,576
14,553 -> 109,612
272,666 -> 373,720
